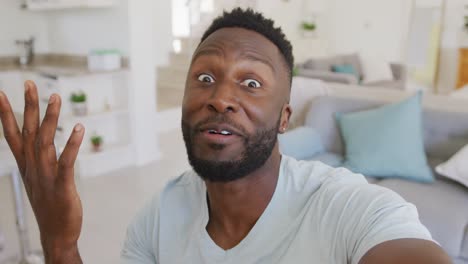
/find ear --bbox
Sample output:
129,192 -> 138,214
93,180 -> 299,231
278,103 -> 292,134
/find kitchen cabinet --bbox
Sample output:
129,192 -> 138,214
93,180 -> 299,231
54,72 -> 134,178
0,72 -> 24,113
0,69 -> 133,178
24,0 -> 114,11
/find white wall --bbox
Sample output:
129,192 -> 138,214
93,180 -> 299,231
0,0 -> 49,56
45,0 -> 172,66
154,1 -> 173,66
46,0 -> 130,56
326,0 -> 411,63
256,0 -> 329,63
255,0 -> 411,63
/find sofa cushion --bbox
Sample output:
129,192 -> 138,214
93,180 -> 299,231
304,95 -> 468,159
335,92 -> 434,182
436,144 -> 468,188
376,178 -> 468,258
361,55 -> 393,83
307,152 -> 343,167
278,127 -> 324,160
303,56 -> 342,72
423,109 -> 468,161
305,96 -> 385,154
363,79 -> 405,90
341,53 -> 363,80
428,157 -> 450,181
331,64 -> 359,80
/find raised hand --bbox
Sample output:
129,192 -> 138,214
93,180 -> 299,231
0,81 -> 84,264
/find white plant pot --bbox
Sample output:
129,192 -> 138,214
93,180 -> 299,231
71,102 -> 88,116
92,144 -> 102,152
302,30 -> 317,38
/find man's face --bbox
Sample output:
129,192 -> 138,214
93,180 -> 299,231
181,27 -> 291,182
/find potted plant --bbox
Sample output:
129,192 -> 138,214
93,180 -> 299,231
91,135 -> 103,152
301,21 -> 317,38
292,66 -> 299,77
70,91 -> 87,116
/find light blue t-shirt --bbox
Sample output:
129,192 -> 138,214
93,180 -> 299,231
121,156 -> 433,264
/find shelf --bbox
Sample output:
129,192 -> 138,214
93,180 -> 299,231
76,142 -> 134,178
25,0 -> 115,10
61,108 -> 128,123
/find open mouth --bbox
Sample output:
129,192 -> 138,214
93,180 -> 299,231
207,129 -> 233,136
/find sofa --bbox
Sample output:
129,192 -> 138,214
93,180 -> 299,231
296,53 -> 407,89
283,78 -> 468,263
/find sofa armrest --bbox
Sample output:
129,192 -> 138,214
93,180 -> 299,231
296,68 -> 359,85
364,80 -> 406,90
390,63 -> 407,82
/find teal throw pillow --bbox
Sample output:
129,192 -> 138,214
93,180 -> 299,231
309,152 -> 344,167
335,92 -> 434,182
278,127 -> 324,160
332,64 -> 358,79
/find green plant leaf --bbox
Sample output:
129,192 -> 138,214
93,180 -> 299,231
301,22 -> 316,31
70,92 -> 87,103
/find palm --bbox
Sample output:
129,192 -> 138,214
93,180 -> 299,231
0,81 -> 84,262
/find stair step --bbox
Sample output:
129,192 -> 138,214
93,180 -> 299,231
157,79 -> 185,91
159,63 -> 189,73
169,52 -> 192,68
157,65 -> 189,82
157,85 -> 185,110
179,37 -> 201,53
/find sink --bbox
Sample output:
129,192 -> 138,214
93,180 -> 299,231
34,66 -> 82,77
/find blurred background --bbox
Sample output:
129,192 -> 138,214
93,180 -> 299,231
0,0 -> 468,263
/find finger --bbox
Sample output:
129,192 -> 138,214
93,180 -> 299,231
58,124 -> 85,183
22,81 -> 40,166
38,94 -> 61,175
0,91 -> 25,170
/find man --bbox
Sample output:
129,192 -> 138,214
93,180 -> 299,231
0,8 -> 452,264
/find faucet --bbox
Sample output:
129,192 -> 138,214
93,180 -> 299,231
15,37 -> 35,67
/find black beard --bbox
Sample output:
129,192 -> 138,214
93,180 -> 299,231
182,115 -> 280,182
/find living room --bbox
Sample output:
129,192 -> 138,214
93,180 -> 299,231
0,0 -> 467,263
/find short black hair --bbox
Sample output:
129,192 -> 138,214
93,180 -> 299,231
200,8 -> 294,83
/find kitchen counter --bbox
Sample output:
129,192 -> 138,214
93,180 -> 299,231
0,54 -> 129,78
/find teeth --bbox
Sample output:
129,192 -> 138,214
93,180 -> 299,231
220,130 -> 232,135
207,129 -> 232,135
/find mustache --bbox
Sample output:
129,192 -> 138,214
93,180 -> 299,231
192,114 -> 248,137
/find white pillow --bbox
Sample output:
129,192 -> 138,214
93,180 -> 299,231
450,85 -> 468,99
360,55 -> 393,84
436,144 -> 468,188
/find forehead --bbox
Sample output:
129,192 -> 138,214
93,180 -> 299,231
193,27 -> 283,66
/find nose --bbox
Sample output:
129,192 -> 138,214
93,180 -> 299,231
206,82 -> 239,113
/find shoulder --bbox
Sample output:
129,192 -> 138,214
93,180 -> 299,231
281,155 -> 369,193
304,160 -> 414,227
285,158 -> 433,263
133,169 -> 201,221
121,170 -> 202,262
160,169 -> 205,204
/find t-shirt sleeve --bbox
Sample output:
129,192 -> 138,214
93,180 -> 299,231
316,171 -> 434,264
344,184 -> 433,264
121,193 -> 160,264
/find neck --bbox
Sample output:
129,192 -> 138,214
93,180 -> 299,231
204,144 -> 282,250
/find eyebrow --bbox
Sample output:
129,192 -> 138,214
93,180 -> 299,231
192,49 -> 276,74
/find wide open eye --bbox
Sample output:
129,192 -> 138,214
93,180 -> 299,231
197,73 -> 215,83
240,79 -> 262,88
